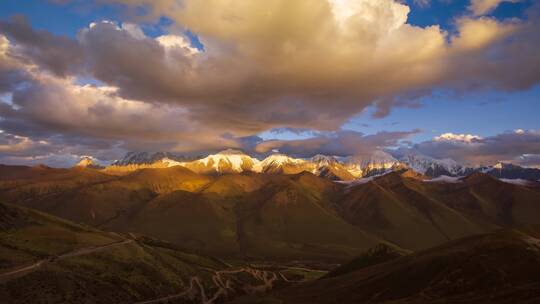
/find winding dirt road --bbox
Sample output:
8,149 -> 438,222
0,239 -> 134,281
134,266 -> 295,304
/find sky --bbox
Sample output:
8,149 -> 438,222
0,0 -> 539,167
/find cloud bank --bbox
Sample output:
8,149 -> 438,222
394,130 -> 540,167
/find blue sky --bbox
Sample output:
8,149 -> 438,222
406,0 -> 535,29
347,85 -> 540,142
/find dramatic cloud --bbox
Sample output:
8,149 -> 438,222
0,15 -> 83,77
254,129 -> 420,158
396,130 -> 540,167
0,0 -> 539,165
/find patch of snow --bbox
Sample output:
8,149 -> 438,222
336,172 -> 391,187
522,236 -> 540,252
499,178 -> 532,186
424,175 -> 463,183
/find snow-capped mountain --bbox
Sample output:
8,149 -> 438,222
344,150 -> 403,177
310,155 -> 356,181
253,154 -> 307,174
74,157 -> 103,169
399,154 -> 466,177
482,162 -> 540,180
182,149 -> 260,174
106,150 -> 540,182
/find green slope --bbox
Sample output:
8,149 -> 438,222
0,202 -> 319,304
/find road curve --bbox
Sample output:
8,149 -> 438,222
0,239 -> 134,281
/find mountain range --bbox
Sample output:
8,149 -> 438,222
102,149 -> 540,181
1,158 -> 540,303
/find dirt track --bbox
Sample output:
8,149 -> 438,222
0,239 -> 134,281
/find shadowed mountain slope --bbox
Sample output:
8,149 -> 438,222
232,229 -> 540,304
105,172 -> 382,261
338,171 -> 540,250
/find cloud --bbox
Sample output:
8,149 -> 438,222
412,0 -> 431,8
0,0 -> 539,164
516,154 -> 540,168
469,0 -> 520,16
0,131 -> 50,154
0,15 -> 83,77
433,133 -> 483,143
396,129 -> 540,166
254,129 -> 419,158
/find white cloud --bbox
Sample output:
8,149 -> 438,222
433,133 -> 483,143
469,0 -> 520,16
398,129 -> 540,167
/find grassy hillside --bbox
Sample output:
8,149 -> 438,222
0,202 -> 321,304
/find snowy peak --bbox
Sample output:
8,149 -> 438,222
263,154 -> 304,165
345,150 -> 402,177
400,154 -> 464,177
74,157 -> 102,169
191,150 -> 259,173
311,154 -> 338,166
254,154 -> 306,174
310,154 -> 356,181
490,162 -> 520,171
354,150 -> 400,169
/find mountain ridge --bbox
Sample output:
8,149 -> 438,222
100,150 -> 540,181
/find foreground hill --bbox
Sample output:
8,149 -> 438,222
0,166 -> 382,261
1,164 -> 540,261
233,229 -> 540,304
0,202 -> 321,304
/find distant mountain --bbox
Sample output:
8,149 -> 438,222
106,150 -> 540,181
399,153 -> 467,177
254,153 -> 309,174
74,157 -> 103,169
310,155 -> 356,181
482,162 -> 540,180
344,150 -> 403,177
182,149 -> 260,174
